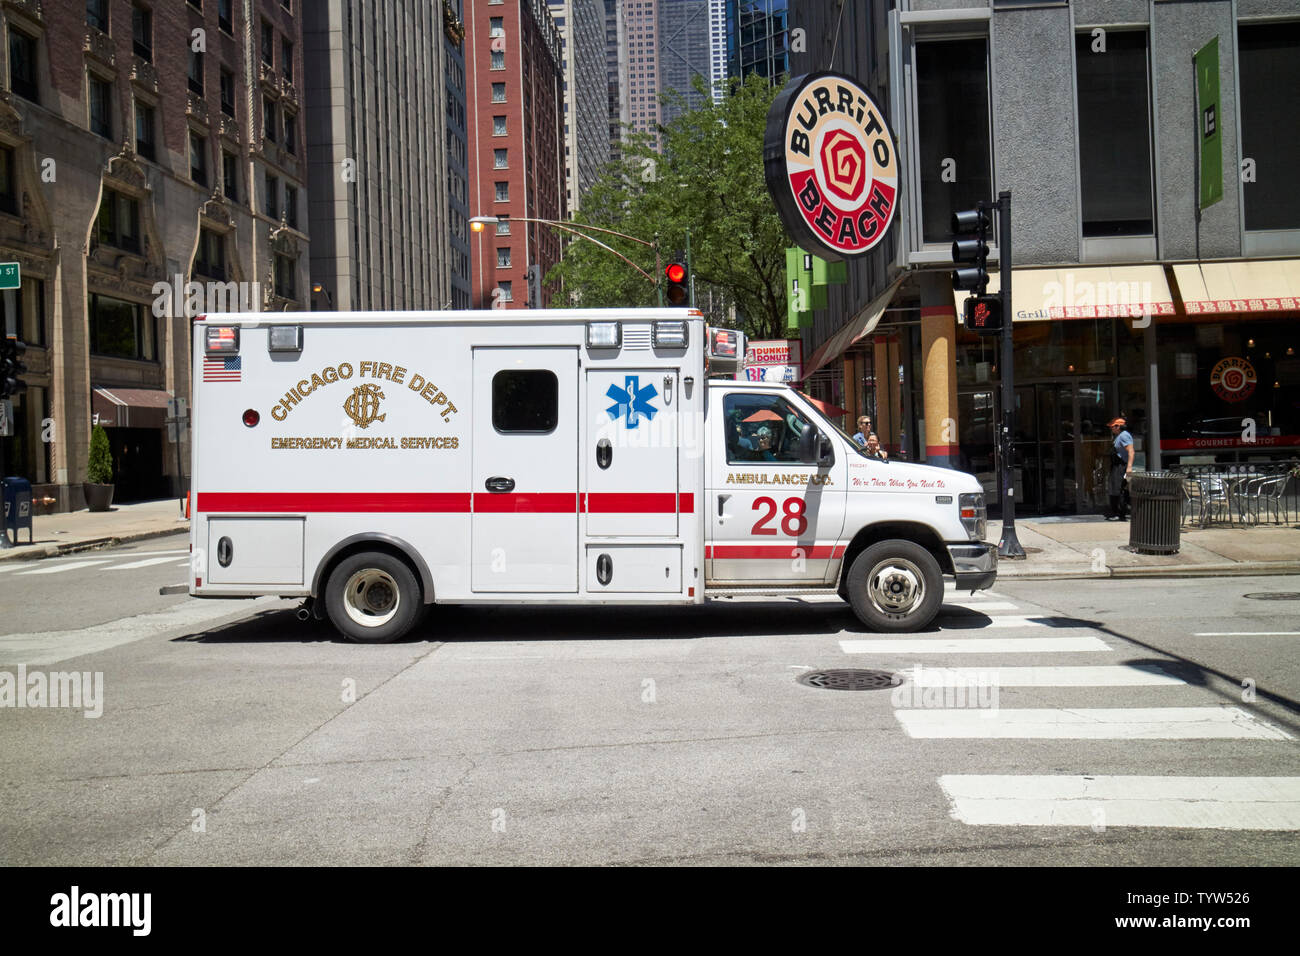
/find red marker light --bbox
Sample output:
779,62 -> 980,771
243,409 -> 260,427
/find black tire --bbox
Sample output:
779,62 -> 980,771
324,551 -> 423,643
844,539 -> 943,632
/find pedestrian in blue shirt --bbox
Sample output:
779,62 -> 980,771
1106,417 -> 1135,520
852,415 -> 872,447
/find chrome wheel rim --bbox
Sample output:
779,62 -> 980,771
866,558 -> 925,617
343,569 -> 400,627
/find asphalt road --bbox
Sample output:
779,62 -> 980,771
1,537 -> 1297,866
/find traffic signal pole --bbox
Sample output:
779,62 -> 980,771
995,190 -> 1024,559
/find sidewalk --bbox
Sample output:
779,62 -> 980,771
3,499 -> 1299,579
0,498 -> 189,562
996,514 -> 1300,579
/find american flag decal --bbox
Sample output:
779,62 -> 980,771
203,355 -> 242,382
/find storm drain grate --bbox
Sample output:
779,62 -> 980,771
1243,592 -> 1300,601
797,668 -> 899,691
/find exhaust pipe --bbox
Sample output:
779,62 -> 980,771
296,598 -> 315,622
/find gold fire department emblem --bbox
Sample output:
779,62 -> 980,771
343,383 -> 387,428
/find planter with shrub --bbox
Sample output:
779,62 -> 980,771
84,425 -> 115,512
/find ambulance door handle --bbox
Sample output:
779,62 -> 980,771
485,476 -> 515,493
717,494 -> 730,519
596,438 -> 612,469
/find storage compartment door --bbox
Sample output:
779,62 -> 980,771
206,517 -> 305,585
586,545 -> 682,594
585,368 -> 680,536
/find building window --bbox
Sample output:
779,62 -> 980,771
194,227 -> 227,280
222,150 -> 238,202
263,96 -> 277,142
261,20 -> 274,66
132,6 -> 153,61
265,171 -> 280,219
1239,21 -> 1300,231
490,50 -> 505,70
492,82 -> 506,103
88,74 -> 113,140
494,148 -> 508,169
274,253 -> 296,298
218,0 -> 233,34
490,17 -> 504,35
135,100 -> 156,160
285,183 -> 298,229
283,110 -> 296,154
220,68 -> 235,116
89,294 -> 155,361
496,220 -> 510,236
282,38 -> 293,81
187,0 -> 202,8
188,49 -> 204,94
1076,30 -> 1154,237
492,369 -> 557,432
495,181 -> 509,202
0,146 -> 18,216
915,38 -> 992,244
497,247 -> 511,268
86,0 -> 109,32
190,131 -> 208,186
95,189 -> 141,254
18,277 -> 46,348
493,115 -> 507,135
9,28 -> 39,103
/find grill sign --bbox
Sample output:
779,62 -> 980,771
1209,356 -> 1256,402
764,72 -> 898,260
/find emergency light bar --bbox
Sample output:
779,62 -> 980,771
204,326 -> 239,354
705,326 -> 746,376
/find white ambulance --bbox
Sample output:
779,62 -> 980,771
188,309 -> 995,642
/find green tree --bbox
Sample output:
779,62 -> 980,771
547,73 -> 791,340
87,424 -> 113,484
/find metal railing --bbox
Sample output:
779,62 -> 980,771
1171,460 -> 1299,527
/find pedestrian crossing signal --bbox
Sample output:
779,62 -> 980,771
963,294 -> 1003,334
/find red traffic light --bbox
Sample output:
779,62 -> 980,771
665,263 -> 686,284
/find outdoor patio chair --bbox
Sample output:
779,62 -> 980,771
1251,474 -> 1290,525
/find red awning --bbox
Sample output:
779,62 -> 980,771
800,393 -> 849,419
91,387 -> 171,429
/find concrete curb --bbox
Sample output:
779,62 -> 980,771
0,525 -> 188,563
997,561 -> 1300,581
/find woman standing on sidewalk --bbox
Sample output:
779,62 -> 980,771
1106,417 -> 1135,520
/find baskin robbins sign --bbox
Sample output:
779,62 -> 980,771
764,72 -> 899,260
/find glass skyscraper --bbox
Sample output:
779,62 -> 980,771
725,0 -> 790,81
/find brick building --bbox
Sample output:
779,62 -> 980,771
1,0 -> 307,511
465,0 -> 565,309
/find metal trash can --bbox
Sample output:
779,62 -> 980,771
2,476 -> 33,545
1128,471 -> 1181,554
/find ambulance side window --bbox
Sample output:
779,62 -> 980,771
724,393 -> 810,465
493,370 -> 558,433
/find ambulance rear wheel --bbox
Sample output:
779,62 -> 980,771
325,552 -> 423,643
845,540 -> 942,633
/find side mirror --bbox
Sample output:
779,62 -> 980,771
818,433 -> 834,466
798,426 -> 817,463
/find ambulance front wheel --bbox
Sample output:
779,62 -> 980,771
324,552 -> 424,643
845,540 -> 943,633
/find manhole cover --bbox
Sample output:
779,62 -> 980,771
1243,592 -> 1300,601
796,669 -> 898,691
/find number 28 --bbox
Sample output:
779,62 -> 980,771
751,496 -> 808,536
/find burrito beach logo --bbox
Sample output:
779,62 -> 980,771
764,72 -> 898,259
1209,356 -> 1256,402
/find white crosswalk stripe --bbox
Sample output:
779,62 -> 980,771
108,556 -> 188,570
939,775 -> 1300,830
841,636 -> 1111,654
943,600 -> 1021,612
16,559 -> 112,575
904,665 -> 1186,687
896,706 -> 1290,740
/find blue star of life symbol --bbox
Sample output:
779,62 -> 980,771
606,375 -> 658,429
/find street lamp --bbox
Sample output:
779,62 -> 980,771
469,215 -> 665,306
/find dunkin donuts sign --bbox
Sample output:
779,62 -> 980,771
764,72 -> 899,260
